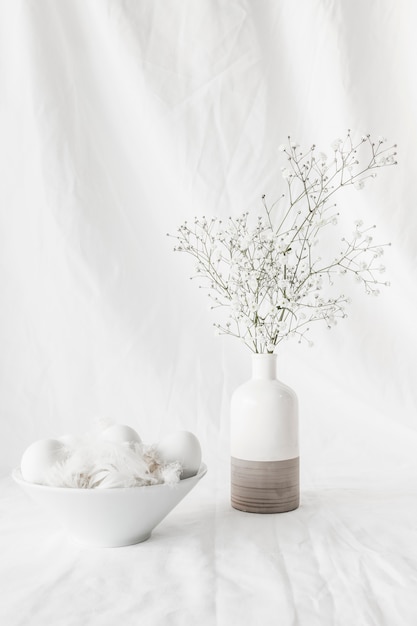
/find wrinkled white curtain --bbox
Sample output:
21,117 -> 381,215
1,0 -> 415,469
1,0 -> 416,468
1,1 -> 417,623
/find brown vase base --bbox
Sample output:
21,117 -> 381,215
231,456 -> 300,514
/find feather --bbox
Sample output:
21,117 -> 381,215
44,433 -> 183,489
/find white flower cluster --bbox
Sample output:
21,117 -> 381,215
170,132 -> 396,353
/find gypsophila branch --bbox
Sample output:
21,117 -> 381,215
168,132 -> 397,353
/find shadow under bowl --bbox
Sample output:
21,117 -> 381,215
12,463 -> 207,547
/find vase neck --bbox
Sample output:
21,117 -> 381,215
251,354 -> 277,380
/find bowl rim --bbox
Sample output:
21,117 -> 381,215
12,462 -> 207,493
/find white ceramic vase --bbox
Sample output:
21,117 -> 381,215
230,353 -> 299,513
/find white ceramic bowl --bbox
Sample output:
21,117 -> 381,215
13,463 -> 207,547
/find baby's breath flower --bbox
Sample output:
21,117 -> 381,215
169,132 -> 395,353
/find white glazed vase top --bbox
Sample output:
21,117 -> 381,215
230,354 -> 299,514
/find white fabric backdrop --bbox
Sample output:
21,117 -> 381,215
1,1 -> 417,624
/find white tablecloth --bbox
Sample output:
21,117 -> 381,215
2,463 -> 417,626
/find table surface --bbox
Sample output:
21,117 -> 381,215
1,466 -> 417,626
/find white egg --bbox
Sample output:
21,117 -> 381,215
156,431 -> 202,479
100,424 -> 142,445
21,439 -> 68,485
